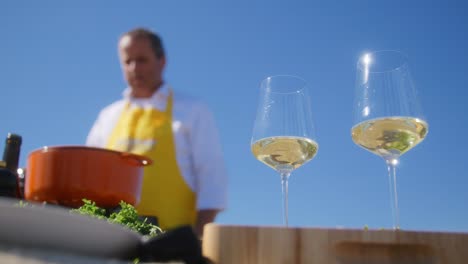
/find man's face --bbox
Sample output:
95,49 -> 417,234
118,35 -> 165,97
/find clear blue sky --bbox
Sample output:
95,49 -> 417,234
2,1 -> 467,231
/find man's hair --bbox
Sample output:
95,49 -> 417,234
120,28 -> 165,59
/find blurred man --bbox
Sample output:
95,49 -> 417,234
86,28 -> 227,237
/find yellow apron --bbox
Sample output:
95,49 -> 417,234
106,90 -> 196,230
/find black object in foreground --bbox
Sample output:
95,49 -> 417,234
139,225 -> 211,264
14,199 -> 209,262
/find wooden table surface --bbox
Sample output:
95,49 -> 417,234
203,224 -> 468,264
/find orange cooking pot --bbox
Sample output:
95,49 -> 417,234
24,146 -> 152,208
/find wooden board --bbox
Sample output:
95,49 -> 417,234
202,224 -> 468,264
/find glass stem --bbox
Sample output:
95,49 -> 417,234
280,172 -> 291,227
386,159 -> 400,230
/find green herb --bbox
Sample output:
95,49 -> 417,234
71,199 -> 106,220
71,199 -> 163,236
14,200 -> 29,208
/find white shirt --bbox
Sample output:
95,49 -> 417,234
86,83 -> 228,210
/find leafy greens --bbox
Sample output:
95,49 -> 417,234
71,199 -> 163,237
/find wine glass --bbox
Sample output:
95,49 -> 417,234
351,50 -> 428,229
251,75 -> 318,226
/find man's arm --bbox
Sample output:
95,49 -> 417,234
188,103 -> 227,237
195,209 -> 219,238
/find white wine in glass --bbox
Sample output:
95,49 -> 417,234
252,136 -> 318,171
352,51 -> 428,229
251,75 -> 318,226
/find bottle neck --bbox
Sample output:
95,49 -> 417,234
0,133 -> 22,198
2,134 -> 22,173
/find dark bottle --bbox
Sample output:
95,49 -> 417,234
3,133 -> 22,173
0,133 -> 22,198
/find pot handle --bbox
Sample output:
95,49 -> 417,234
119,152 -> 153,167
